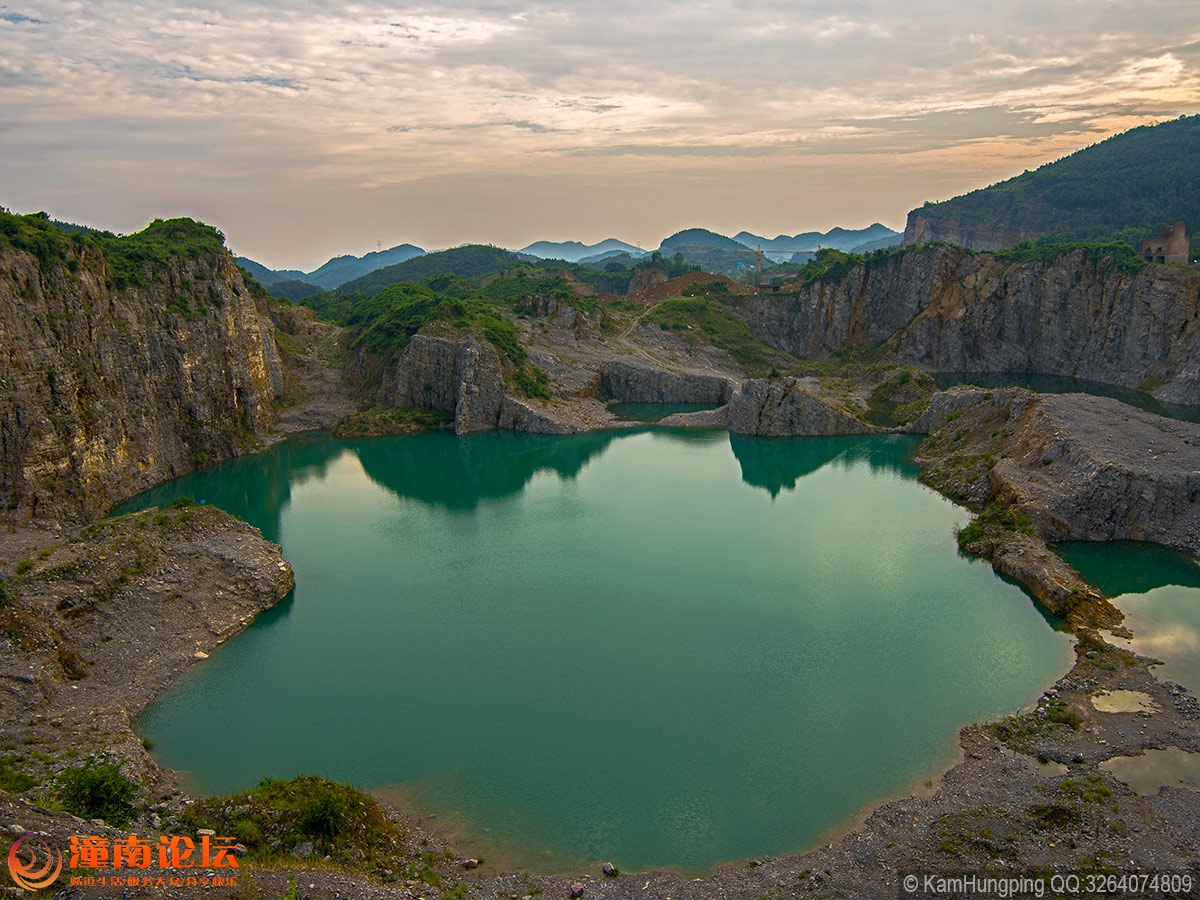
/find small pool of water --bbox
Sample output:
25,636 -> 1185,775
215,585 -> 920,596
607,402 -> 722,423
1100,748 -> 1200,796
124,430 -> 1072,873
1058,541 -> 1200,692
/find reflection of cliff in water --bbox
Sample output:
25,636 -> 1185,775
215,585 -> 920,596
1058,541 -> 1200,597
730,434 -> 921,497
351,429 -> 624,510
111,432 -> 348,543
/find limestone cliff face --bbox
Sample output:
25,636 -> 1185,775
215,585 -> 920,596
375,334 -> 517,434
0,244 -> 283,523
739,245 -> 1200,404
902,212 -> 1039,251
725,379 -> 877,437
601,359 -> 733,404
916,387 -> 1200,553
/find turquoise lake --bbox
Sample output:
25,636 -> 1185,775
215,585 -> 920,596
124,429 -> 1073,874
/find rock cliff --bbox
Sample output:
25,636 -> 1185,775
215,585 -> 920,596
600,358 -> 733,404
727,378 -> 876,436
738,245 -> 1200,404
901,211 -> 1050,251
374,334 -> 504,433
0,243 -> 283,524
915,387 -> 1200,554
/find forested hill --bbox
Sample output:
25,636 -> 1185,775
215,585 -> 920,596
904,115 -> 1200,251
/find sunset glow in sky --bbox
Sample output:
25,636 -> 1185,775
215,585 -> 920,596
3,1 -> 1200,268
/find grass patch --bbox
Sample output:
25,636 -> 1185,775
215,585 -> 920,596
0,755 -> 36,793
643,297 -> 782,375
1075,630 -> 1137,670
1027,803 -> 1081,831
865,367 -> 937,426
176,774 -> 438,881
512,365 -> 552,400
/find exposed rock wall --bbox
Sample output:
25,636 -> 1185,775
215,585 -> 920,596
901,212 -> 1041,251
915,387 -> 1200,554
374,334 -> 507,434
600,358 -> 734,404
0,245 -> 283,524
726,379 -> 878,436
738,245 -> 1200,404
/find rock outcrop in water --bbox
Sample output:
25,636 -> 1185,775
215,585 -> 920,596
737,244 -> 1200,404
375,333 -> 508,433
916,387 -> 1200,553
373,333 -> 585,434
660,377 -> 878,436
0,242 -> 283,524
725,378 -> 877,436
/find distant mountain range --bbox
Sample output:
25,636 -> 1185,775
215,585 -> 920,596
235,243 -> 425,292
237,223 -> 902,299
734,224 -> 901,255
519,238 -> 645,262
660,228 -> 749,251
904,114 -> 1200,250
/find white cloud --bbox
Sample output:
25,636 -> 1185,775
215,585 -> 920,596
2,0 -> 1199,263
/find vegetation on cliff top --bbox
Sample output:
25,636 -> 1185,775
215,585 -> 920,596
912,114 -> 1200,247
769,239 -> 1151,296
0,208 -> 229,290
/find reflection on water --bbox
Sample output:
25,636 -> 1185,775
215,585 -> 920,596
112,431 -> 351,542
608,402 -> 723,423
729,434 -> 920,498
129,429 -> 1072,873
932,373 -> 1200,424
1059,542 -> 1200,692
1100,748 -> 1200,796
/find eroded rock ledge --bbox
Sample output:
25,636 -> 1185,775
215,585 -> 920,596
915,387 -> 1200,552
911,386 -> 1200,625
0,505 -> 293,797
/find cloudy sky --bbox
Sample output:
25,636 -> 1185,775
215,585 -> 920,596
2,1 -> 1199,269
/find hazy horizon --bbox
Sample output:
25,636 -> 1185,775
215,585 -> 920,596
3,1 -> 1199,270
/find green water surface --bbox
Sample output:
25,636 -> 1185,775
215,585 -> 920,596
127,430 -> 1072,873
1058,541 -> 1200,693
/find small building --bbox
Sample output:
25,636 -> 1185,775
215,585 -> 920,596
1142,222 -> 1190,264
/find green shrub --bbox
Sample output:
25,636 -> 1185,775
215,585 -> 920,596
299,789 -> 346,840
513,366 -> 552,400
956,520 -> 985,550
56,758 -> 138,827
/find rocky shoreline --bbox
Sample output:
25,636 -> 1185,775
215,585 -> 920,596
2,382 -> 1198,899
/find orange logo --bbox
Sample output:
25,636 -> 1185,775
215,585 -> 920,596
7,832 -> 63,890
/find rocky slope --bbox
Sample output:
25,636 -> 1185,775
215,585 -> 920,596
0,243 -> 284,525
738,244 -> 1200,404
915,387 -> 1200,554
0,505 -> 293,800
